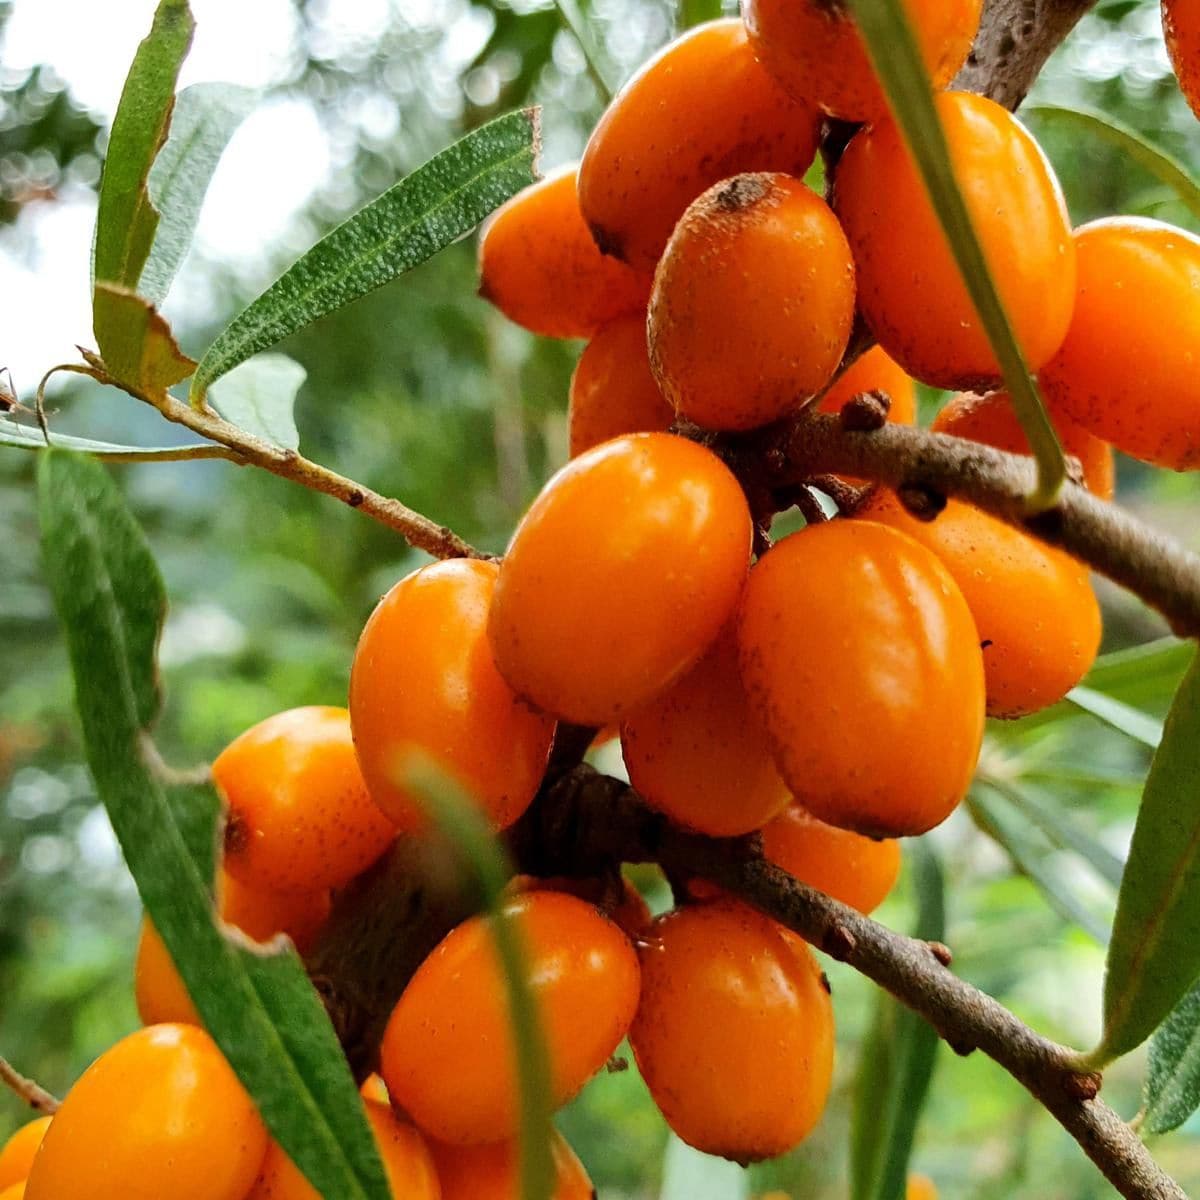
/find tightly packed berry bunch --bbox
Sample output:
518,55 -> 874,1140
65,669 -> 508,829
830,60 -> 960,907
9,1 -> 1200,1197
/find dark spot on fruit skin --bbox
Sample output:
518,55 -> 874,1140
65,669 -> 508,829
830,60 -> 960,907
711,173 -> 770,213
223,809 -> 249,858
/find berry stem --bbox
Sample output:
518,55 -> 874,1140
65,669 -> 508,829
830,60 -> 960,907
0,1053 -> 60,1115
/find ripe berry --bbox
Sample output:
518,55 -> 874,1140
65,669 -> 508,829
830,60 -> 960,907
489,433 -> 752,725
738,520 -> 984,837
430,1128 -> 593,1200
630,899 -> 834,1160
0,1185 -> 25,1200
818,346 -> 917,428
1165,0 -> 1200,120
932,390 -> 1114,500
381,891 -> 640,1144
579,18 -> 821,272
857,488 -> 1101,719
25,1024 -> 267,1200
1039,217 -> 1200,470
217,707 -> 395,895
218,869 -> 332,952
0,1118 -> 51,1190
135,919 -> 201,1027
834,92 -> 1075,389
478,165 -> 651,339
350,559 -> 556,834
908,1175 -> 939,1200
621,626 -> 792,838
568,313 -> 674,458
648,173 -> 855,432
745,0 -> 982,121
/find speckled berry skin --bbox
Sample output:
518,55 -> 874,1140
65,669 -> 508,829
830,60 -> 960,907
1040,217 -> 1200,471
578,19 -> 822,273
629,899 -> 834,1161
737,520 -> 984,837
648,173 -> 855,433
1165,0 -> 1200,120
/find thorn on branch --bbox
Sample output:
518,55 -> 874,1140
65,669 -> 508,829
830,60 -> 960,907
1064,1071 -> 1103,1103
821,923 -> 858,961
839,390 -> 891,432
928,940 -> 954,967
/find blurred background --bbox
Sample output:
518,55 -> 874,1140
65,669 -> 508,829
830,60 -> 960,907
2,0 -> 1199,1194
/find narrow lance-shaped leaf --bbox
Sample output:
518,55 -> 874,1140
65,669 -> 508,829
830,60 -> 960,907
1091,649 -> 1200,1065
38,450 -> 390,1200
1144,978 -> 1200,1134
1,416 -> 227,462
190,108 -> 542,405
1067,685 -> 1164,750
843,0 -> 1066,508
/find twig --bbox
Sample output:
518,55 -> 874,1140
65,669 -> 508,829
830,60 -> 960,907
0,1054 -> 60,1114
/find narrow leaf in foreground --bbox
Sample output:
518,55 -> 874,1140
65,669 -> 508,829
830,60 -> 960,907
1067,686 -> 1164,750
1144,978 -> 1200,1134
190,107 -> 542,404
0,417 -> 226,462
211,354 -> 306,450
37,449 -> 389,1200
1093,650 -> 1200,1064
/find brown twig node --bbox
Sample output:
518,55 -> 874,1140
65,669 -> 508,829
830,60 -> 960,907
0,1053 -> 61,1114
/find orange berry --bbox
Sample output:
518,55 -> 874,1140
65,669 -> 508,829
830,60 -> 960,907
245,1101 -> 439,1200
218,868 -> 332,953
0,1184 -> 25,1200
579,19 -> 822,272
568,313 -> 673,457
857,488 -> 1101,719
932,390 -> 1114,500
0,1118 -> 51,1190
381,891 -> 640,1144
834,91 -> 1075,389
478,165 -> 651,339
509,874 -> 653,940
908,1174 -> 939,1200
1165,0 -> 1200,120
745,0 -> 981,121
1040,218 -> 1200,470
818,346 -> 917,427
430,1128 -> 593,1200
350,559 -> 556,834
217,707 -> 394,895
621,626 -> 792,837
360,1074 -> 390,1105
135,918 -> 201,1027
489,433 -> 751,725
738,520 -> 984,837
25,1024 -> 267,1200
648,173 -> 855,432
761,805 -> 901,916
630,899 -> 834,1160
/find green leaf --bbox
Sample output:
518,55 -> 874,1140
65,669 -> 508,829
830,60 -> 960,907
1144,978 -> 1200,1134
850,842 -> 944,1200
211,354 -> 305,450
0,416 -> 225,461
37,449 -> 390,1200
843,0 -> 1066,509
678,0 -> 723,29
94,282 -> 197,394
93,0 -> 194,295
1026,106 -> 1200,222
190,108 -> 542,405
660,1135 -> 749,1200
1093,650 -> 1200,1064
140,82 -> 256,304
1067,686 -> 1164,750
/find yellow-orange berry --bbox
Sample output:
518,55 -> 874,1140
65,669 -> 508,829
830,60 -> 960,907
579,19 -> 822,272
835,92 -> 1075,389
489,433 -> 752,725
738,520 -> 984,837
621,626 -> 791,837
217,707 -> 394,895
218,869 -> 332,953
1040,217 -> 1200,470
818,346 -> 917,427
479,165 -> 651,339
381,891 -> 640,1144
350,559 -> 556,834
648,173 -> 855,432
745,0 -> 981,121
568,313 -> 673,458
908,1174 -> 939,1200
135,919 -> 201,1027
430,1129 -> 593,1200
630,899 -> 834,1160
761,805 -> 901,916
1165,0 -> 1200,120
0,1184 -> 25,1200
0,1119 -> 51,1190
25,1025 -> 267,1200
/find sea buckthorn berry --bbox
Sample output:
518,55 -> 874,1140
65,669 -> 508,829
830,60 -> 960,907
621,626 -> 792,837
932,390 -> 1114,500
568,313 -> 674,458
430,1128 -> 593,1200
25,1024 -> 267,1200
908,1174 -> 939,1200
0,1184 -> 25,1200
745,0 -> 981,121
381,891 -> 640,1144
218,868 -> 332,953
834,92 -> 1075,390
1039,218 -> 1200,470
217,706 -> 394,895
629,899 -> 834,1160
738,520 -> 984,837
478,165 -> 651,339
1165,0 -> 1200,120
859,487 -> 1101,719
508,874 -> 653,940
579,19 -> 822,272
818,346 -> 917,427
135,919 -> 200,1027
761,805 -> 901,916
350,559 -> 555,834
0,1118 -> 51,1190
489,433 -> 752,725
245,1102 -> 439,1200
648,173 -> 855,432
